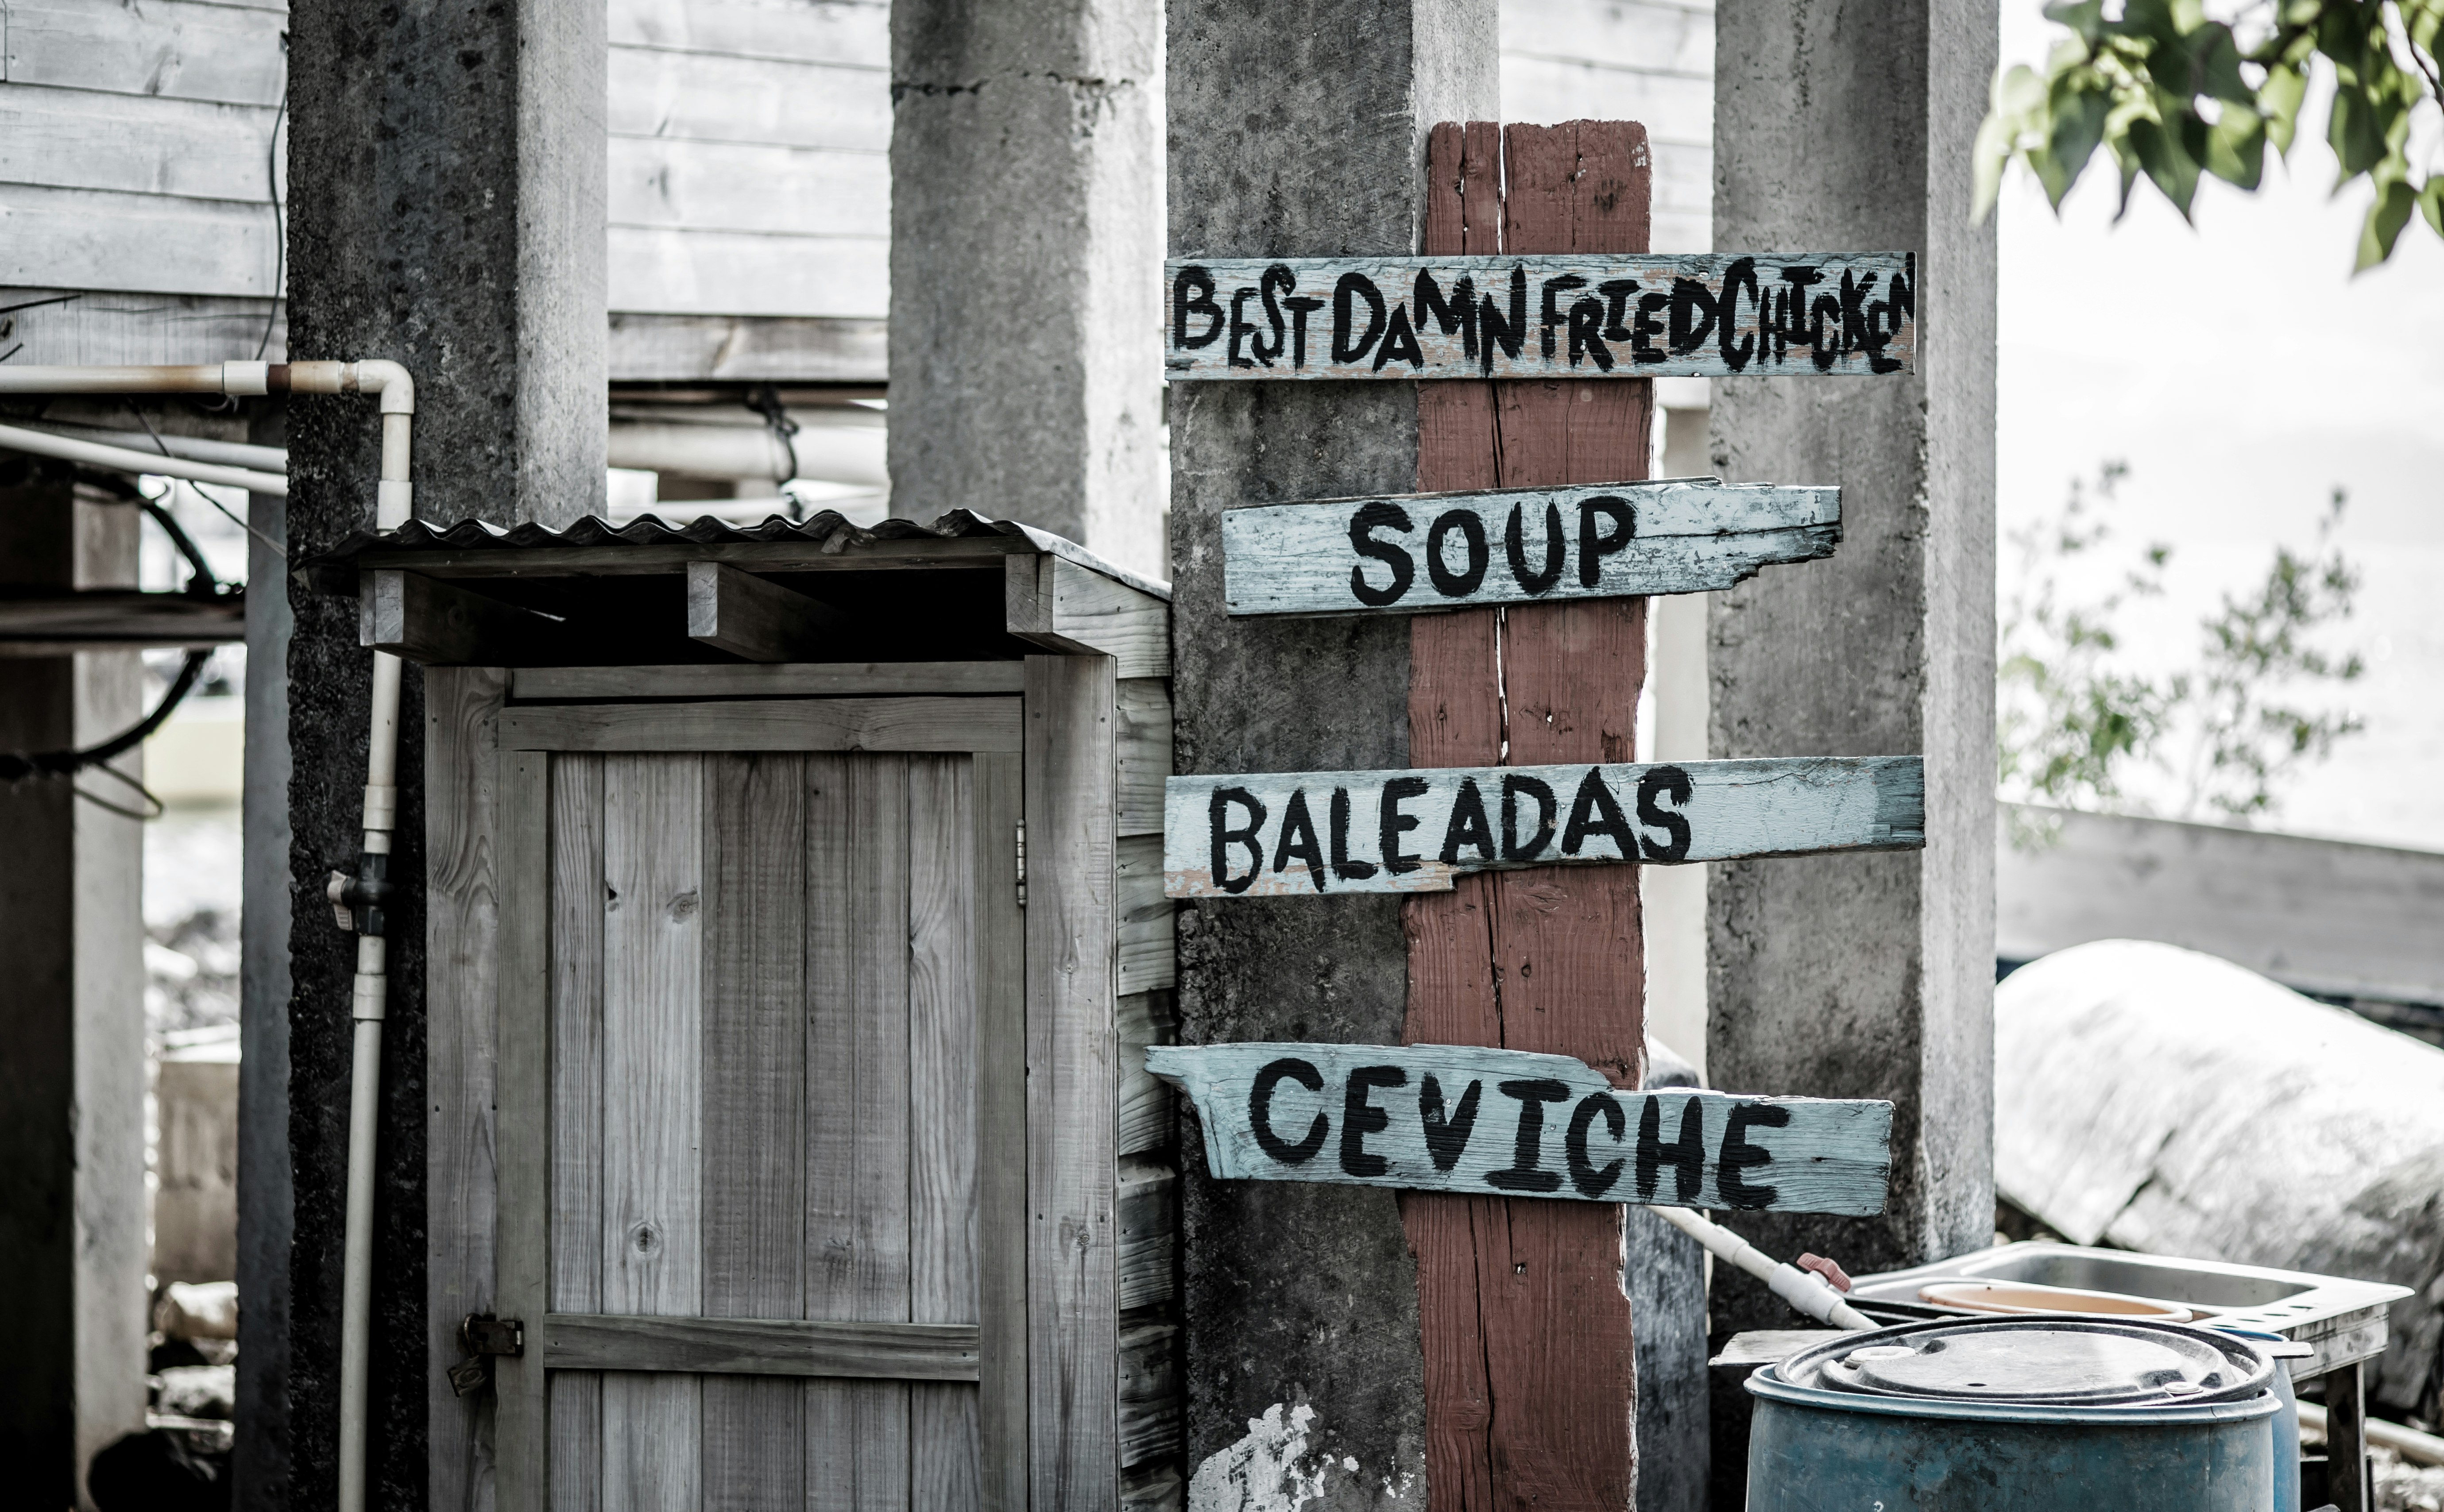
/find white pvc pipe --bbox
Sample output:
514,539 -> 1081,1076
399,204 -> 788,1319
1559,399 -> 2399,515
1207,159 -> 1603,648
0,359 -> 411,1512
2297,1401 -> 2444,1466
10,420 -> 288,472
0,420 -> 288,496
1651,1205 -> 1878,1331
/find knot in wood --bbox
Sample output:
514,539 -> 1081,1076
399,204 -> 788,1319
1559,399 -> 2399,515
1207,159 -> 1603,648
629,1221 -> 662,1257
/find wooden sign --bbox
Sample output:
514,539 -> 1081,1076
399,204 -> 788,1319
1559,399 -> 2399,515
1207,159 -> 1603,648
1222,478 -> 1839,617
1164,756 -> 1922,898
1164,254 -> 1916,380
1148,1043 -> 1893,1215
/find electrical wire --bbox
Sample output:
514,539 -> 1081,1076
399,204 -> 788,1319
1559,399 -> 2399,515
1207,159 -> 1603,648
256,40 -> 289,363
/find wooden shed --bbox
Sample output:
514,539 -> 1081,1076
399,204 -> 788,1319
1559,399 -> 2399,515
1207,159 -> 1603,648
321,512 -> 1181,1509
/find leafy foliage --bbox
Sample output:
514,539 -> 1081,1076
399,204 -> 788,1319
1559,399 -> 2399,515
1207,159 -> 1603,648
1974,0 -> 2444,269
1997,463 -> 2367,846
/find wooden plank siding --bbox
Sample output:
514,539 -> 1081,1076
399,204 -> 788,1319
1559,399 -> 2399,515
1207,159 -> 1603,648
548,756 -> 609,1512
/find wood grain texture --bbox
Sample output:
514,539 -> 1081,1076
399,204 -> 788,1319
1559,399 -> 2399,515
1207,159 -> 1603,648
600,755 -> 707,1512
356,536 -> 1015,579
3,0 -> 290,107
1114,678 -> 1173,837
1025,655 -> 1121,1512
499,696 -> 1022,754
1220,481 -> 1840,616
425,667 -> 507,1512
1403,119 -> 1649,1512
493,751 -> 554,1512
1163,254 -> 1917,380
909,756 -> 984,1508
1116,1159 -> 1178,1312
1151,1044 -> 1892,1215
541,1316 -> 980,1381
972,752 -> 1030,1512
510,661 -> 1025,701
1116,991 -> 1178,1160
1117,1319 -> 1181,1470
362,569 -> 569,665
700,753 -> 809,1509
1164,756 -> 1927,897
548,756 -> 607,1512
805,755 -> 913,1512
684,561 -> 849,663
1116,835 -> 1176,995
1006,555 -> 1171,678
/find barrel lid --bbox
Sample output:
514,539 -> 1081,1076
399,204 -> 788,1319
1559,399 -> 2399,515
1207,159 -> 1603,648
1779,1318 -> 2274,1408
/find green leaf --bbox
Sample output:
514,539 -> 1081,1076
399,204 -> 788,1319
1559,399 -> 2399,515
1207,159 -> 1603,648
2202,104 -> 2265,189
2421,176 -> 2444,239
2043,84 -> 2109,206
2258,63 -> 2305,156
2043,0 -> 2107,46
2128,116 -> 2203,220
2356,177 -> 2417,270
2327,84 -> 2389,178
2193,24 -> 2252,104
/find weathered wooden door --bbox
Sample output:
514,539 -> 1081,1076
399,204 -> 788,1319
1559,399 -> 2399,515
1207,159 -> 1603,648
491,696 -> 1027,1511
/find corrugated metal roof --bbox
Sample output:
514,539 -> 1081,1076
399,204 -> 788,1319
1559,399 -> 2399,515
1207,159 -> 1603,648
314,507 -> 1172,600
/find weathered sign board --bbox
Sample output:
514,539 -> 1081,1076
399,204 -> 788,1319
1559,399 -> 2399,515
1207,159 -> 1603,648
1222,478 -> 1840,617
1148,1043 -> 1893,1215
1164,756 -> 1922,898
1164,254 -> 1916,380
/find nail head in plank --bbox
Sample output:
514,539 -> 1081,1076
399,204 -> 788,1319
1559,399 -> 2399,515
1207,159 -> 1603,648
1222,480 -> 1841,617
1150,1043 -> 1894,1215
1164,253 -> 1918,380
1114,678 -> 1173,837
686,560 -> 852,662
510,660 -> 1026,700
361,568 -> 570,665
499,696 -> 1023,753
1165,755 -> 1926,897
541,1315 -> 982,1380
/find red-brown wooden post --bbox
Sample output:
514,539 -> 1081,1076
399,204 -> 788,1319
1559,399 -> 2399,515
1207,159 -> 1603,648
1402,119 -> 1655,1509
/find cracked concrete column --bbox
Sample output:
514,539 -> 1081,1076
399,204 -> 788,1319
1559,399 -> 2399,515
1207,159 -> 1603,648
889,0 -> 1165,579
1705,0 -> 1999,1327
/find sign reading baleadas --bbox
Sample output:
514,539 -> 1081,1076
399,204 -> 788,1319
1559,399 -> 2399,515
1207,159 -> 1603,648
1164,254 -> 1916,380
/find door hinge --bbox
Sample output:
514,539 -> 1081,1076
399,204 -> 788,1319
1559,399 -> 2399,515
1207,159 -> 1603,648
1015,821 -> 1028,908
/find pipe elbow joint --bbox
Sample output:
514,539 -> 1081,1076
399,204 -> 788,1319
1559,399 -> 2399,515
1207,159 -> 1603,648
354,360 -> 416,414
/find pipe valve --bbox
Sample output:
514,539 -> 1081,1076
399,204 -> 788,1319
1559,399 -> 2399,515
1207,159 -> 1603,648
330,852 -> 395,937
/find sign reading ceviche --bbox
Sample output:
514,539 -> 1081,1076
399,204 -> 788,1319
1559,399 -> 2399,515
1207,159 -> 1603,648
1163,756 -> 1923,899
1148,1043 -> 1894,1215
1164,254 -> 1916,380
1222,478 -> 1840,617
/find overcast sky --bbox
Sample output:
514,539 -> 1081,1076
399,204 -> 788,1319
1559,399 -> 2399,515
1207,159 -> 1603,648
1995,4 -> 2444,849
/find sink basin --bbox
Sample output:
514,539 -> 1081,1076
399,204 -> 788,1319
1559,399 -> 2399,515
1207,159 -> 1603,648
1851,1242 -> 2411,1378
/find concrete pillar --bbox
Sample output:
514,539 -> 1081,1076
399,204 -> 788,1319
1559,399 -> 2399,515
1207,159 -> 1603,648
1167,0 -> 1493,1495
267,0 -> 605,1502
889,0 -> 1165,579
1705,0 -> 1998,1323
0,455 -> 149,1508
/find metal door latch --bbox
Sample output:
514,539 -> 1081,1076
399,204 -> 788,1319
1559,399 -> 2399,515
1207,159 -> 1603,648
447,1313 -> 526,1397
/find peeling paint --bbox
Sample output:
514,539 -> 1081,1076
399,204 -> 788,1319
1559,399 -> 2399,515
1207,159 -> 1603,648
1188,1403 -> 1417,1510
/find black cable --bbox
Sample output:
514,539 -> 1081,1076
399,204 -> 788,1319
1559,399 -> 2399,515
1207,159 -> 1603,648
0,647 -> 210,783
256,39 -> 289,362
74,468 -> 218,595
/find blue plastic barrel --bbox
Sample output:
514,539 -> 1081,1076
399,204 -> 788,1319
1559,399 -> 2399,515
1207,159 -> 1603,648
1746,1319 -> 2281,1511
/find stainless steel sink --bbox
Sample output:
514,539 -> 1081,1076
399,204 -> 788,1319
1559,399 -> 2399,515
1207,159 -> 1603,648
1850,1241 -> 2412,1378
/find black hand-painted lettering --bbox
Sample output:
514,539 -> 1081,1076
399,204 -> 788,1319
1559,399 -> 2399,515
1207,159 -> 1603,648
1379,776 -> 1430,876
1255,264 -> 1295,363
1668,278 -> 1719,354
1505,502 -> 1566,595
1577,496 -> 1636,588
1539,274 -> 1589,360
1567,297 -> 1615,370
1636,1094 -> 1708,1202
1717,258 -> 1759,371
1339,1065 -> 1407,1177
1632,291 -> 1669,363
1272,789 -> 1326,891
1414,269 -> 1478,359
1635,764 -> 1694,862
1775,266 -> 1822,368
1227,286 -> 1263,369
1373,303 -> 1426,372
1209,787 -> 1267,894
1808,293 -> 1843,370
1560,766 -> 1636,857
1419,1075 -> 1483,1171
1250,1058 -> 1329,1165
1329,787 -> 1377,880
1426,509 -> 1489,597
1566,1092 -> 1628,1198
1479,266 -> 1528,372
1598,278 -> 1639,342
1500,774 -> 1558,861
1719,1102 -> 1790,1209
1173,266 -> 1224,349
1347,501 -> 1415,608
1838,270 -> 1875,356
1867,255 -> 1913,374
1486,1079 -> 1570,1192
1332,273 -> 1387,363
1439,777 -> 1496,864
1285,296 -> 1324,369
